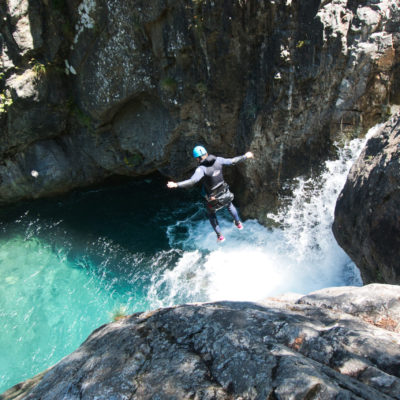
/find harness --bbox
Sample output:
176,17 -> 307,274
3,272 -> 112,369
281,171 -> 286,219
206,182 -> 234,212
199,155 -> 234,212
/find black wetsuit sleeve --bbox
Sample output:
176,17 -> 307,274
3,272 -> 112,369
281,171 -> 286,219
177,167 -> 205,188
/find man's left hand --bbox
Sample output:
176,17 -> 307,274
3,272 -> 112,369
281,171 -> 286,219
167,181 -> 178,188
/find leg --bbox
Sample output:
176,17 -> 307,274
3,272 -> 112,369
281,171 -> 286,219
207,209 -> 222,236
228,202 -> 243,229
227,202 -> 240,224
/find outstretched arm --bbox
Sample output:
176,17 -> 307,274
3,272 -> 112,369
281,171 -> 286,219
217,151 -> 254,166
167,167 -> 205,189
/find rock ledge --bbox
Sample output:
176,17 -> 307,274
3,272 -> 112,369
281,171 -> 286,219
2,284 -> 400,400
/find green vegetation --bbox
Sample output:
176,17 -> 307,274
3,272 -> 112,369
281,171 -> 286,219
29,59 -> 47,78
196,82 -> 207,95
123,153 -> 143,167
109,305 -> 128,322
75,108 -> 92,129
0,92 -> 13,113
296,40 -> 310,49
296,40 -> 305,48
160,77 -> 178,93
67,99 -> 91,128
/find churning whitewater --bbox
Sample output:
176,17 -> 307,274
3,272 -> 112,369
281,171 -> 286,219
0,125 -> 380,392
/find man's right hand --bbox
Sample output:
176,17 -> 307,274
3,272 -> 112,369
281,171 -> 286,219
167,181 -> 178,189
245,151 -> 254,159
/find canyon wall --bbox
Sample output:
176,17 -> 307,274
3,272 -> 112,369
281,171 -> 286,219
0,0 -> 399,223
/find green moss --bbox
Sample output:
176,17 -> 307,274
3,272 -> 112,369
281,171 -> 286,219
196,82 -> 207,95
77,110 -> 91,127
160,77 -> 178,93
67,99 -> 93,130
296,40 -> 310,49
29,58 -> 47,78
123,153 -> 143,167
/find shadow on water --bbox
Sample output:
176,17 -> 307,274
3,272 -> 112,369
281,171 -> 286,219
0,174 -> 199,254
0,174 -> 207,303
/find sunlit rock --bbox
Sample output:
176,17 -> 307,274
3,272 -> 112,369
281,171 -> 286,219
2,284 -> 399,399
333,113 -> 400,284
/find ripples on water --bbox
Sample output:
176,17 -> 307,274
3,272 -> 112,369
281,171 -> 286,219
0,127 -> 382,392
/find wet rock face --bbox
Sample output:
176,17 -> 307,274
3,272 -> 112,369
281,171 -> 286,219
0,1 -> 399,221
2,284 -> 400,399
333,113 -> 400,284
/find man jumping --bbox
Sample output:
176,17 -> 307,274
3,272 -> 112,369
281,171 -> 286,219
167,146 -> 254,242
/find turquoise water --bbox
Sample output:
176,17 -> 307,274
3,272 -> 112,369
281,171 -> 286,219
0,177 -> 200,392
0,130 -> 369,393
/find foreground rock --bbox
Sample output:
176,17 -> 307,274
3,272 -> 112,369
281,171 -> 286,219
2,284 -> 400,399
333,113 -> 400,284
1,0 -> 399,222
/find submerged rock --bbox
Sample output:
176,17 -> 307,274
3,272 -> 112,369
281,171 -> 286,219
2,284 -> 400,399
333,113 -> 400,284
0,1 -> 399,222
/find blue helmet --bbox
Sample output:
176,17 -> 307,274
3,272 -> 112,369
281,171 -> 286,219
192,145 -> 207,158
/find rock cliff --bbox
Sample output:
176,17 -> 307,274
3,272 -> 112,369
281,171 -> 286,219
1,0 -> 399,223
1,284 -> 400,399
333,112 -> 400,284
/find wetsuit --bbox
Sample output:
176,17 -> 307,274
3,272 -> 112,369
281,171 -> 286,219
177,154 -> 247,236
